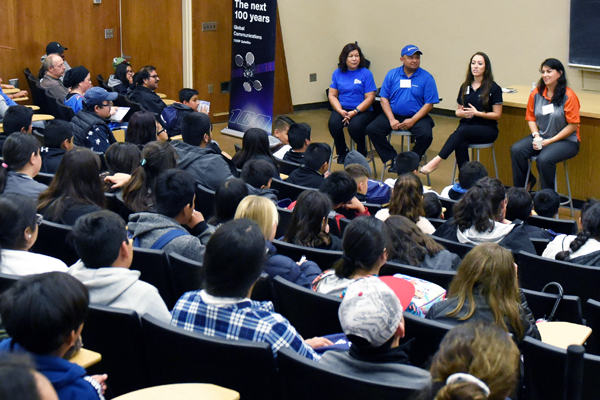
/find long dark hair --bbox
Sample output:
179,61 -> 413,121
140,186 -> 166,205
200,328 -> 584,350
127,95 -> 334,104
453,177 -> 506,233
126,111 -> 158,147
232,128 -> 277,169
0,133 -> 40,194
0,194 -> 37,250
284,191 -> 333,248
537,58 -> 567,106
208,178 -> 248,226
459,52 -> 494,111
556,200 -> 600,261
384,215 -> 444,266
338,43 -> 366,73
388,173 -> 424,224
115,62 -> 132,86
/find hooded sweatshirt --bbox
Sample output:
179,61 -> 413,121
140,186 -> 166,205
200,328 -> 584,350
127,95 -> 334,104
40,147 -> 67,174
171,141 -> 236,191
68,261 -> 172,322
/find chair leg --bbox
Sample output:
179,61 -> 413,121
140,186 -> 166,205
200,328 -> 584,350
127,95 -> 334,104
492,146 -> 499,179
367,137 -> 377,179
525,159 -> 533,190
328,139 -> 335,172
451,159 -> 458,185
561,161 -> 574,218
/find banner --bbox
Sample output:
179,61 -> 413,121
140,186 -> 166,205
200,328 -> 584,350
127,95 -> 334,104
222,0 -> 277,138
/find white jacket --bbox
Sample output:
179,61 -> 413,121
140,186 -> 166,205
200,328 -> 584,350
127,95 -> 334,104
0,249 -> 67,276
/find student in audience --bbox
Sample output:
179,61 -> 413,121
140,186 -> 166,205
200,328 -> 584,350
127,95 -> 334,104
318,171 -> 370,225
122,141 -> 178,212
232,128 -> 278,171
125,110 -> 168,148
434,177 -> 536,254
283,122 -> 311,164
0,272 -> 106,400
0,353 -> 59,400
160,88 -> 200,137
345,163 -> 391,204
40,42 -> 71,75
506,187 -> 553,240
385,215 -> 460,270
235,195 -> 321,287
129,66 -> 167,114
383,151 -> 419,188
319,276 -> 431,388
171,219 -> 332,360
439,161 -> 488,200
107,61 -> 134,95
272,115 -> 295,158
39,120 -> 74,174
105,142 -> 142,176
0,106 -> 33,152
207,178 -> 248,228
423,192 -> 443,219
70,87 -> 118,153
241,159 -> 279,201
38,148 -> 105,225
63,66 -> 92,114
69,210 -> 172,321
376,173 -> 436,234
426,243 -> 540,342
533,188 -> 561,218
284,190 -> 342,250
286,143 -> 331,189
40,54 -> 68,100
313,216 -> 388,296
0,133 -> 47,200
0,193 -> 67,275
172,112 -> 236,190
128,169 -> 213,263
423,321 -> 520,400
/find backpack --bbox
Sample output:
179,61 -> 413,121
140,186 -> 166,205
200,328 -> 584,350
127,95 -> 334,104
130,229 -> 188,250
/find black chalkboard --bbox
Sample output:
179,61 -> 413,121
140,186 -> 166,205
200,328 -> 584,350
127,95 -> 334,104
569,0 -> 600,69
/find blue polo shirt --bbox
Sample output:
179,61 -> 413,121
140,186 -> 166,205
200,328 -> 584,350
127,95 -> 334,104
0,89 -> 17,107
330,68 -> 377,110
379,66 -> 439,116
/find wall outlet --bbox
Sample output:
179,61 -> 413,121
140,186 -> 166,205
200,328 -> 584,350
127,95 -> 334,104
202,22 -> 217,31
309,73 -> 317,82
208,84 -> 214,94
104,29 -> 114,39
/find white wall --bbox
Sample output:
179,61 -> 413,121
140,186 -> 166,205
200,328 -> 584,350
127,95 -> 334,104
279,0 -> 593,110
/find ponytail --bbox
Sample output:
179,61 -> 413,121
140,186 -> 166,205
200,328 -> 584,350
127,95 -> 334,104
556,202 -> 600,261
0,133 -> 40,195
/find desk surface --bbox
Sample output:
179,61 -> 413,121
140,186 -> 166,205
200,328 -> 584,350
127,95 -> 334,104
3,88 -> 19,94
13,96 -> 28,102
163,99 -> 176,106
25,105 -> 40,110
156,92 -> 167,99
112,383 -> 240,400
69,348 -> 102,369
537,321 -> 592,349
32,114 -> 54,122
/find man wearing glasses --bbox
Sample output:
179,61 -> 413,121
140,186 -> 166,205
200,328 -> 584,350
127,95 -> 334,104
129,65 -> 167,115
70,87 -> 118,153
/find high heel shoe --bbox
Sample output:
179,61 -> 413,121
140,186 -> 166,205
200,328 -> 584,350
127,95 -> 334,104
419,164 -> 438,175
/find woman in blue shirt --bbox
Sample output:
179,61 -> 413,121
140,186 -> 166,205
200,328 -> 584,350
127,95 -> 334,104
328,43 -> 377,162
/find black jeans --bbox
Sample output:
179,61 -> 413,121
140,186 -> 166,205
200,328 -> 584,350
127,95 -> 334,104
438,123 -> 498,168
328,110 -> 374,156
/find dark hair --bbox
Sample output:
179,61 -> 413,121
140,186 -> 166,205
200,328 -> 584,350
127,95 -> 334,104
232,128 -> 277,169
115,62 -> 132,86
126,111 -> 159,147
71,210 -> 127,268
284,190 -> 333,247
0,353 -> 41,400
533,189 -> 561,218
537,58 -> 567,107
2,106 -> 33,135
105,142 -> 142,175
319,171 -> 356,207
272,115 -> 295,133
389,173 -> 424,223
506,187 -> 533,222
556,201 -> 600,261
334,216 -> 388,278
0,194 -> 37,251
458,161 -> 488,190
459,52 -> 494,110
423,192 -> 443,219
134,65 -> 156,86
0,133 -> 40,194
0,272 -> 89,354
181,112 -> 212,147
179,88 -> 199,103
155,169 -> 195,218
241,159 -> 277,189
287,123 -> 311,150
202,219 -> 265,297
37,148 -> 106,222
338,43 -> 366,73
453,177 -> 506,232
384,215 -> 444,266
43,120 -> 73,149
395,151 -> 420,175
208,178 -> 248,226
303,142 -> 331,171
122,141 -> 178,212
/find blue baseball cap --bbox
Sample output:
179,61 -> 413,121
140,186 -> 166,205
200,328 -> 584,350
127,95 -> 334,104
401,45 -> 423,57
84,87 -> 118,106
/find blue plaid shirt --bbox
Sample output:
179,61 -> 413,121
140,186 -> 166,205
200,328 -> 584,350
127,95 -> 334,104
171,290 -> 320,361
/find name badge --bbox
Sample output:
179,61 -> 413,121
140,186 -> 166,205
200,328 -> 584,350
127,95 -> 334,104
542,104 -> 554,115
400,79 -> 411,88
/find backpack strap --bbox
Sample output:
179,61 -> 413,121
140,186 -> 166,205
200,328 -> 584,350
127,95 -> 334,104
150,229 -> 188,250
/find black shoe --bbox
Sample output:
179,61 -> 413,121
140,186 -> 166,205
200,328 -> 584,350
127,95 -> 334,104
337,151 -> 348,164
526,175 -> 537,192
387,161 -> 397,173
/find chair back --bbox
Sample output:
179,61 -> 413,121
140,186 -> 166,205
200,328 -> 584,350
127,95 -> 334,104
250,272 -> 275,303
55,98 -> 76,121
30,220 -> 79,265
380,261 -> 456,290
166,252 -> 202,302
439,197 -> 457,219
276,158 -> 302,176
527,215 -> 578,235
432,236 -> 474,259
585,299 -> 600,355
0,273 -> 19,295
402,312 -> 453,369
276,207 -> 293,239
521,288 -> 583,324
194,183 -> 216,221
271,179 -> 316,202
339,217 -> 351,235
272,275 -> 342,338
33,130 -> 45,146
29,80 -> 51,114
531,238 -> 551,256
120,96 -> 142,122
33,172 -> 54,186
130,247 -> 176,309
141,315 -> 279,400
96,74 -> 110,91
272,239 -> 340,272
427,217 -> 446,229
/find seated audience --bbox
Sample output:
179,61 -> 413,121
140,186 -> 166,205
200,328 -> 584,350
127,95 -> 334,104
39,42 -> 71,77
426,243 -> 540,342
171,112 -> 235,190
506,187 -> 553,240
39,54 -> 68,100
282,122 -> 311,164
0,272 -> 106,400
283,190 -> 343,250
439,161 -> 488,200
70,87 -> 118,153
128,169 -> 213,263
384,151 -> 420,188
125,110 -> 168,148
318,170 -> 370,225
0,353 -> 59,400
128,66 -> 167,114
63,66 -> 92,114
376,173 -> 436,234
69,210 -> 172,321
207,178 -> 248,228
232,128 -> 278,171
160,88 -> 199,137
423,192 -> 443,219
0,106 -> 33,152
434,177 -> 536,255
286,143 -> 331,189
319,276 -> 431,389
241,159 -> 279,201
170,219 -> 331,360
385,215 -> 460,270
107,61 -> 134,95
345,163 -> 391,204
0,133 -> 47,200
0,193 -> 67,275
272,115 -> 295,158
533,188 -> 561,218
235,195 -> 320,287
313,216 -> 387,296
39,120 -> 74,174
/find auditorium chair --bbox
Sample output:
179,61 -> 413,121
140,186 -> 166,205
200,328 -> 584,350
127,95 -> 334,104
272,239 -> 341,272
130,247 -> 177,309
379,261 -> 456,290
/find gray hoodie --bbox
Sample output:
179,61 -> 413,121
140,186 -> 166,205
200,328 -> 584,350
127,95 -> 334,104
457,221 -> 515,245
171,141 -> 236,191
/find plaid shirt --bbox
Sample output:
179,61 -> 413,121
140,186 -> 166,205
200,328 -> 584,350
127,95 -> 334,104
171,290 -> 320,361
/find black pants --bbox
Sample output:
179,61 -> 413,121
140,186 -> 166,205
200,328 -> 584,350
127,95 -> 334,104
328,110 -> 374,156
366,113 -> 434,163
438,123 -> 498,168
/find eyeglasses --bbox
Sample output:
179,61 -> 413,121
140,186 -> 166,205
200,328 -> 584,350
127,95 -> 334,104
98,101 -> 113,108
36,213 -> 43,226
157,128 -> 166,136
150,75 -> 159,79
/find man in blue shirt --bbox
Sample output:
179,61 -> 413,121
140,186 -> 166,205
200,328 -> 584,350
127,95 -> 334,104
367,45 -> 439,172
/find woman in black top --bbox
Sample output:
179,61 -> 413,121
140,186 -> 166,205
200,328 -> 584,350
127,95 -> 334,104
420,52 -> 503,174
